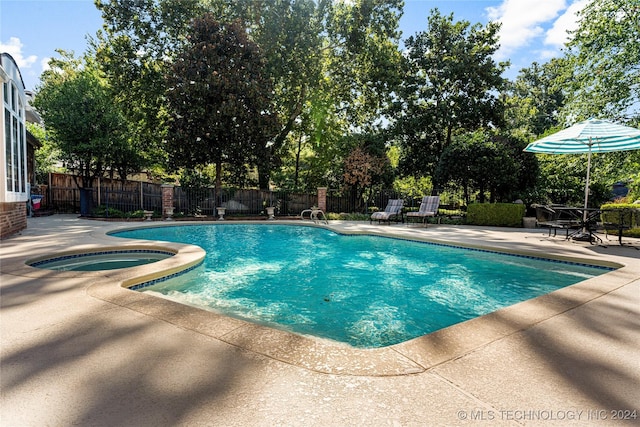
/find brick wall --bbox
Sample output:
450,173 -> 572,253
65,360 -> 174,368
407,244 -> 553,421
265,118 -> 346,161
161,184 -> 174,218
0,202 -> 27,239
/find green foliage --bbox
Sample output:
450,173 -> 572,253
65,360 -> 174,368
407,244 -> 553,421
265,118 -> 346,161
26,122 -> 62,183
393,9 -> 508,180
532,150 -> 639,208
164,15 -> 278,190
236,0 -> 325,188
505,60 -> 565,139
94,0 -> 207,170
323,0 -> 404,127
600,203 -> 640,237
393,176 -> 432,199
436,130 -> 537,204
466,203 -> 526,227
92,205 -> 125,218
33,51 -> 142,188
91,206 -> 160,219
560,0 -> 640,121
325,212 -> 370,221
95,0 -> 404,189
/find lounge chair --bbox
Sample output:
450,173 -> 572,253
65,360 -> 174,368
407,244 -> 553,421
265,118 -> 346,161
370,199 -> 404,224
406,196 -> 440,225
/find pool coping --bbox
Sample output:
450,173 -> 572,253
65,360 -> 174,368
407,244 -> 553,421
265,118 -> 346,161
14,219 -> 639,377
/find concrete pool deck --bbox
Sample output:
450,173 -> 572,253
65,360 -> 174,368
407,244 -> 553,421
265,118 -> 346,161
1,214 -> 639,426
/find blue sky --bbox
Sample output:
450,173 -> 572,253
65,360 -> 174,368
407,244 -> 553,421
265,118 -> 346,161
1,0 -> 589,92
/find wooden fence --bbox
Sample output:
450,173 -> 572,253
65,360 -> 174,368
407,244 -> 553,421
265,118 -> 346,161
37,173 -> 163,214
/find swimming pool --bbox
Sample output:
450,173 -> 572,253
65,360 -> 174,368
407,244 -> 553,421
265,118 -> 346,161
113,224 -> 611,348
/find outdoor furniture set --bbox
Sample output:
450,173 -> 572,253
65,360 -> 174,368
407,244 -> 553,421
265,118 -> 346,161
370,196 -> 440,225
534,204 -> 639,246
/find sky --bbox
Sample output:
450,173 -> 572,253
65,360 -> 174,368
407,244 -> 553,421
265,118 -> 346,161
1,0 -> 589,92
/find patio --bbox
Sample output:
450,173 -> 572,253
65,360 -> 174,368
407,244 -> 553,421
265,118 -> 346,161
1,215 -> 639,426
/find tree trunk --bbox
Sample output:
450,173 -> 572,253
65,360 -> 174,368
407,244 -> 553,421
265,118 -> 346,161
215,161 -> 222,193
294,134 -> 303,189
257,156 -> 270,190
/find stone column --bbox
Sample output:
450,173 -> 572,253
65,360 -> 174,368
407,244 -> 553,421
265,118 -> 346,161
161,184 -> 174,220
317,187 -> 327,212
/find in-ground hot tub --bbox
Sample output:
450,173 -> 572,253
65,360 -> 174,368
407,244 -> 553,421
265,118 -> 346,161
29,249 -> 175,271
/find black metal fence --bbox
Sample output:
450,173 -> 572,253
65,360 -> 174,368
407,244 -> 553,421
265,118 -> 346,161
173,187 -> 317,216
42,173 -> 462,216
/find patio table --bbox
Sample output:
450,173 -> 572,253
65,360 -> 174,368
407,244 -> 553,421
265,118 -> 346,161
546,206 -> 602,244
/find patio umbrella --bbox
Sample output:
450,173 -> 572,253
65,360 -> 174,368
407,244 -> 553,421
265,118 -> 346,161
524,118 -> 640,234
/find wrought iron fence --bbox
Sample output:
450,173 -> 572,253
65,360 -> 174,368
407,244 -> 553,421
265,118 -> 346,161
43,172 -> 465,216
173,187 -> 317,216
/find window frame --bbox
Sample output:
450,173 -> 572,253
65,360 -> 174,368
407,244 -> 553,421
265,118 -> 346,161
2,79 -> 28,202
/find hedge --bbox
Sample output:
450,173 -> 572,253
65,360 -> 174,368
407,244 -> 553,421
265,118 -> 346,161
466,203 -> 526,227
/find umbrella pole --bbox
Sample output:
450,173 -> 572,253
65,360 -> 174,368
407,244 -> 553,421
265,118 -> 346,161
582,144 -> 592,234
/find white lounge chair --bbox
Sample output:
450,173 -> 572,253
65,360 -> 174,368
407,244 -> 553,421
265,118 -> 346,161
406,196 -> 440,225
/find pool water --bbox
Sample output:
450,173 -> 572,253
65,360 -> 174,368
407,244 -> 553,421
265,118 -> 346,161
113,224 -> 610,348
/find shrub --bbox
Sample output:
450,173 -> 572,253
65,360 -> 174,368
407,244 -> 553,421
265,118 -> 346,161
466,203 -> 525,227
326,212 -> 370,221
92,205 -> 125,218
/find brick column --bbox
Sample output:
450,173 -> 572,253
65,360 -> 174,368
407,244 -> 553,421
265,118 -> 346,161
317,187 -> 327,212
161,184 -> 174,219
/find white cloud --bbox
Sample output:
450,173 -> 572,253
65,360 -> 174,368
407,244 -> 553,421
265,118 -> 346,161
41,57 -> 52,72
487,0 -> 567,60
536,49 -> 561,60
0,37 -> 38,69
544,0 -> 589,47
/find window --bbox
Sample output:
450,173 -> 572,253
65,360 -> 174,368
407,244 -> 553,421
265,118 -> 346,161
3,81 -> 26,196
4,109 -> 11,191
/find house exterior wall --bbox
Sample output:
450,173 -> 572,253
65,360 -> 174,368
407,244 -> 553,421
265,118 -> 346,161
0,201 -> 26,238
1,53 -> 29,238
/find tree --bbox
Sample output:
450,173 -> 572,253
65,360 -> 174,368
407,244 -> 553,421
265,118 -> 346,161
95,0 -> 404,189
560,0 -> 640,122
164,15 -> 278,191
436,130 -> 534,205
236,0 -> 404,188
393,9 -> 508,183
26,122 -> 61,184
93,0 -> 209,172
529,0 -> 640,206
342,133 -> 393,208
505,60 -> 565,139
33,51 -> 135,189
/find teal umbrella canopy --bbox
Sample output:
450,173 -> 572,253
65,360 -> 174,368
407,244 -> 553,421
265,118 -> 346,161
524,119 -> 640,230
524,118 -> 640,154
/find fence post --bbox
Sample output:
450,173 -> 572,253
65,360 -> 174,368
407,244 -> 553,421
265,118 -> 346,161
161,184 -> 174,219
317,187 -> 327,212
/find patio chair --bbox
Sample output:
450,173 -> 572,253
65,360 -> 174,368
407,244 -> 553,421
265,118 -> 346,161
370,199 -> 404,224
406,196 -> 440,225
533,204 -> 582,238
